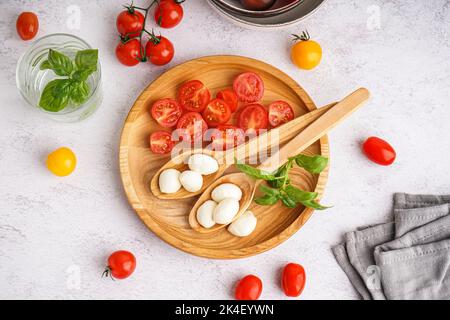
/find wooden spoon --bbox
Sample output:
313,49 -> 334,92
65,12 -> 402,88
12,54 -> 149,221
150,102 -> 337,200
189,88 -> 370,233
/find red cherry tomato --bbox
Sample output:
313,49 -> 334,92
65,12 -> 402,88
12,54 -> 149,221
217,89 -> 238,112
150,131 -> 175,154
202,99 -> 232,127
235,275 -> 263,300
233,72 -> 265,103
116,39 -> 142,66
155,0 -> 184,29
151,98 -> 182,128
103,250 -> 136,280
238,103 -> 269,134
176,112 -> 208,143
145,36 -> 174,66
16,12 -> 39,41
210,125 -> 245,150
268,100 -> 294,127
282,263 -> 306,297
178,80 -> 211,112
116,10 -> 144,38
362,136 -> 396,166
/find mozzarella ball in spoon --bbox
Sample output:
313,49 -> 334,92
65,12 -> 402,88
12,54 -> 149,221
179,170 -> 203,193
159,169 -> 182,194
196,200 -> 217,229
211,183 -> 242,202
213,198 -> 240,225
228,211 -> 257,237
188,154 -> 219,175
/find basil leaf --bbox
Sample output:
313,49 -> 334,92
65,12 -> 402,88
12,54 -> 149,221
268,164 -> 289,188
280,194 -> 297,208
75,49 -> 98,72
39,79 -> 71,112
294,154 -> 329,174
236,160 -> 277,181
40,60 -> 52,70
70,81 -> 90,105
72,69 -> 93,82
285,185 -> 318,202
46,49 -> 74,76
259,184 -> 280,196
301,200 -> 331,210
255,194 -> 279,206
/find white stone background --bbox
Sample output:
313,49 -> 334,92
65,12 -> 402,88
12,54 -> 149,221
0,0 -> 449,300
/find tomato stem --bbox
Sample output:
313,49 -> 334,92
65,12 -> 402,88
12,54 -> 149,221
292,30 -> 311,42
102,266 -> 116,281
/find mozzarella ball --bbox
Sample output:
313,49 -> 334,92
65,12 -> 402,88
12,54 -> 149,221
228,211 -> 257,237
213,198 -> 240,225
179,170 -> 203,192
211,183 -> 242,202
188,154 -> 219,175
196,200 -> 217,229
159,169 -> 182,194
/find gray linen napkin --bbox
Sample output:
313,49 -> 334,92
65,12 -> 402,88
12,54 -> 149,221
332,193 -> 450,300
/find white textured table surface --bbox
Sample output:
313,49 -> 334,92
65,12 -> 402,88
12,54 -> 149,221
1,0 -> 449,300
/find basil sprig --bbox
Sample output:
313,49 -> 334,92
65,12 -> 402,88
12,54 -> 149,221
39,49 -> 98,112
236,154 -> 330,210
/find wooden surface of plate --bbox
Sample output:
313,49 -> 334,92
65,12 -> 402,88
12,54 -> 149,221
119,55 -> 329,259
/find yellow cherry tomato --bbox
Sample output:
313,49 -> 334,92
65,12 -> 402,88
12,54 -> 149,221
46,147 -> 77,177
291,31 -> 322,70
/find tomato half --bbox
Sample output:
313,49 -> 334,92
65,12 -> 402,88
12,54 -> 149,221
178,80 -> 211,112
154,0 -> 184,29
150,131 -> 175,154
146,36 -> 174,66
103,250 -> 136,280
268,100 -> 294,127
235,275 -> 263,300
282,263 -> 306,297
202,99 -> 231,127
116,39 -> 142,66
362,136 -> 396,166
238,104 -> 268,134
233,72 -> 264,103
151,99 -> 182,128
210,125 -> 245,150
217,89 -> 238,112
16,12 -> 39,41
116,10 -> 144,38
176,112 -> 208,143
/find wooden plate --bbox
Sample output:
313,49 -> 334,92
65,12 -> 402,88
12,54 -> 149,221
119,56 -> 329,259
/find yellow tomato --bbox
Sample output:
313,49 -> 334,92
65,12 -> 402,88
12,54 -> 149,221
291,31 -> 322,70
46,147 -> 77,176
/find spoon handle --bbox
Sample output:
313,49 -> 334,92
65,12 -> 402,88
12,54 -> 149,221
258,88 -> 370,172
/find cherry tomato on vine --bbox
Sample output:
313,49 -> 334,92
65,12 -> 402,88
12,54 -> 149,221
116,9 -> 145,38
145,36 -> 175,66
362,136 -> 396,166
150,131 -> 175,154
291,31 -> 322,70
116,39 -> 142,66
103,250 -> 136,280
268,100 -> 294,127
151,98 -> 182,128
216,89 -> 238,112
235,275 -> 263,300
155,0 -> 184,29
46,147 -> 77,177
282,263 -> 306,297
16,12 -> 39,41
202,99 -> 231,127
177,80 -> 211,112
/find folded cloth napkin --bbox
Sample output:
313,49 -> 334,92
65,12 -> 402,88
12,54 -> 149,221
332,193 -> 450,300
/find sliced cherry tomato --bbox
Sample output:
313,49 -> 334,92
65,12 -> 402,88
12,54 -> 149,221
16,12 -> 39,41
145,36 -> 174,66
202,99 -> 231,127
103,250 -> 136,280
151,98 -> 182,128
238,103 -> 268,134
116,9 -> 144,38
154,0 -> 184,29
235,275 -> 263,300
233,72 -> 265,103
116,39 -> 142,66
268,100 -> 294,127
282,263 -> 306,297
210,125 -> 245,150
362,136 -> 396,166
217,89 -> 238,112
178,80 -> 211,112
176,112 -> 208,143
150,131 -> 175,154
